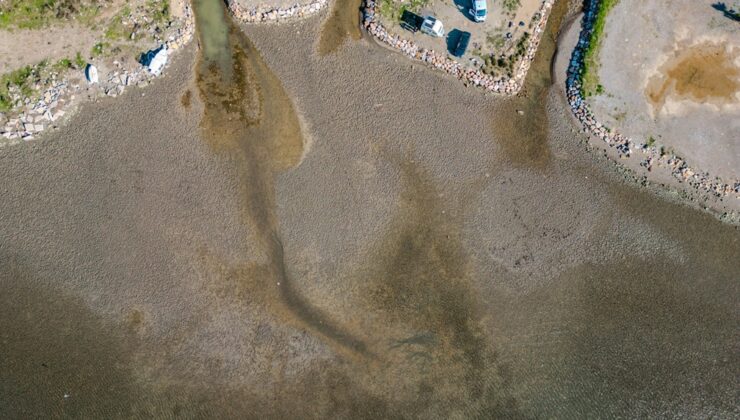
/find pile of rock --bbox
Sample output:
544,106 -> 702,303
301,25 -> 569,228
165,1 -> 196,51
228,0 -> 328,23
1,82 -> 75,143
565,0 -> 739,200
362,0 -> 554,95
0,2 -> 196,145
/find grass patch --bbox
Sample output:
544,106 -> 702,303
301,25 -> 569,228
148,0 -> 169,24
378,0 -> 429,22
580,0 -> 620,97
75,51 -> 87,68
0,65 -> 39,111
54,57 -> 73,71
91,41 -> 109,57
502,0 -> 521,14
0,0 -> 106,29
481,31 -> 530,78
104,6 -> 133,40
0,56 -> 81,112
486,31 -> 506,50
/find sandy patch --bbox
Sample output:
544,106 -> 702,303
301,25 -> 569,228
646,42 -> 740,115
587,0 -> 740,181
0,26 -> 99,73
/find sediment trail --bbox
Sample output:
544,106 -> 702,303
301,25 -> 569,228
192,0 -> 368,357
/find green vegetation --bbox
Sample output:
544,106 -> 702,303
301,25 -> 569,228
0,55 -> 86,111
377,0 -> 429,21
0,0 -> 105,29
580,0 -> 620,97
0,65 -> 37,111
54,57 -> 73,71
75,51 -> 86,69
502,0 -> 521,14
486,31 -> 506,50
104,6 -> 133,40
646,136 -> 656,147
481,31 -> 530,78
91,41 -> 109,57
0,52 -> 90,111
148,0 -> 170,24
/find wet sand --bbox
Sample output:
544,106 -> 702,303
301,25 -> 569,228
317,0 -> 362,55
647,42 -> 740,113
1,0 -> 739,418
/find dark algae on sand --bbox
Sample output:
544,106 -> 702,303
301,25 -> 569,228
192,0 -> 368,356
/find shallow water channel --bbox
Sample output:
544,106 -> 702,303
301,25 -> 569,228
0,0 -> 738,418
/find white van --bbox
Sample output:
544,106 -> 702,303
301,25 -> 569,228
470,0 -> 487,22
420,16 -> 445,37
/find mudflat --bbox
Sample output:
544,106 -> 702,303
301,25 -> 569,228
0,3 -> 738,419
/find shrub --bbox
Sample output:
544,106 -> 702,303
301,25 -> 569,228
0,65 -> 36,111
580,0 -> 620,96
74,51 -> 86,69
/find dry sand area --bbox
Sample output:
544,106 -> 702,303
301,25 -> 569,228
586,0 -> 740,182
0,26 -> 100,74
0,0 -> 126,73
1,1 -> 739,418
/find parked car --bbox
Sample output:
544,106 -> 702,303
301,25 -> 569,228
452,31 -> 471,58
470,0 -> 487,22
400,10 -> 424,33
420,16 -> 445,37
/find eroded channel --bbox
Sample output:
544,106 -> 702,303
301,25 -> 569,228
192,0 -> 367,355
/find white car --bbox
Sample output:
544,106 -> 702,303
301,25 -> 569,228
470,0 -> 487,22
420,16 -> 445,37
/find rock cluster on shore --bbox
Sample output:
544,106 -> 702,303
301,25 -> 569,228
228,0 -> 328,23
566,0 -> 739,200
0,2 -> 195,145
362,0 -> 554,95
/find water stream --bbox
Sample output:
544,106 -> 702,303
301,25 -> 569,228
191,0 -> 368,356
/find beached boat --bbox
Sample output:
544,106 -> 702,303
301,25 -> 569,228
84,64 -> 99,84
140,46 -> 169,76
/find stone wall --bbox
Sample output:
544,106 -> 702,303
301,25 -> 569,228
565,0 -> 739,200
362,0 -> 555,95
0,2 -> 196,145
228,0 -> 329,23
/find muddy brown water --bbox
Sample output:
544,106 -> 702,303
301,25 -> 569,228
317,0 -> 363,55
492,0 -> 571,169
192,0 -> 367,356
647,42 -> 740,113
1,0 -> 739,417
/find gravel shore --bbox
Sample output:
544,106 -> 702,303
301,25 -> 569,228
558,2 -> 739,217
1,5 -> 739,418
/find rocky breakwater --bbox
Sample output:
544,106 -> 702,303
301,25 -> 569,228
565,0 -> 740,201
228,0 -> 328,24
362,0 -> 555,95
0,2 -> 196,146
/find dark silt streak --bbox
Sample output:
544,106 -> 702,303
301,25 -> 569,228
346,159 -> 523,417
492,0 -> 570,168
191,0 -> 369,356
317,0 -> 363,55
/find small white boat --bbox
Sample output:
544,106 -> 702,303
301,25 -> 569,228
85,64 -> 99,84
